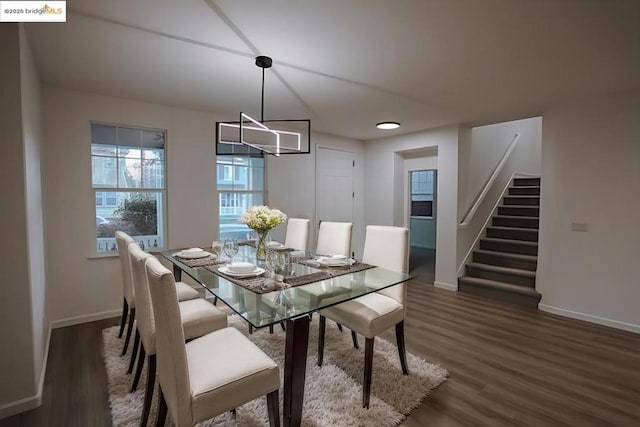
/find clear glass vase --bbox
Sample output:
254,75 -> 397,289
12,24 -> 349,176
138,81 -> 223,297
255,229 -> 270,264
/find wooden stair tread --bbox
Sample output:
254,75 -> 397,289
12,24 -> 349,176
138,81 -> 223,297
482,237 -> 538,247
474,249 -> 538,262
458,276 -> 541,296
487,226 -> 539,233
467,262 -> 536,278
493,215 -> 540,221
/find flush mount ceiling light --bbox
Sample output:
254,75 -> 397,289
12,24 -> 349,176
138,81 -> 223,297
376,121 -> 400,130
216,56 -> 310,156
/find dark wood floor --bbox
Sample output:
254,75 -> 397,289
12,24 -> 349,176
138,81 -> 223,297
2,282 -> 638,426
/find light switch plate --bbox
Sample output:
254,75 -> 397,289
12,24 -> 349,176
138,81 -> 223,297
571,222 -> 588,232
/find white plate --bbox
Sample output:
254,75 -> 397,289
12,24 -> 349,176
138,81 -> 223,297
265,241 -> 284,249
175,251 -> 211,259
219,266 -> 265,278
227,262 -> 257,274
316,257 -> 355,267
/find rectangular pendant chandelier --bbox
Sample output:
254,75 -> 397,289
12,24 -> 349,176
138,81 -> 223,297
217,113 -> 310,156
216,55 -> 311,157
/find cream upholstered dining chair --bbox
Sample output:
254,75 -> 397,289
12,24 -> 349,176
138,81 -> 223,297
115,231 -> 137,356
127,243 -> 228,427
115,231 -> 200,370
309,221 -> 354,331
317,225 -> 410,409
284,218 -> 311,251
315,221 -> 353,257
145,256 -> 281,427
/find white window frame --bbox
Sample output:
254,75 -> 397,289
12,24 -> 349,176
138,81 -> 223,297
216,153 -> 266,239
91,122 -> 168,255
410,170 -> 436,219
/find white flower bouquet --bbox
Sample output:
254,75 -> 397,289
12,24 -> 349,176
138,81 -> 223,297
239,205 -> 287,232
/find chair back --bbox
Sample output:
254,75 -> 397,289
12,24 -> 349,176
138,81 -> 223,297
284,218 -> 311,251
316,221 -> 353,257
145,257 -> 192,427
128,242 -> 156,354
362,225 -> 409,305
115,231 -> 136,306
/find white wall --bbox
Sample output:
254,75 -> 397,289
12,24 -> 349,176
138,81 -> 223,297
403,154 -> 437,249
43,87 -> 224,324
266,133 -> 365,256
459,117 -> 542,216
364,126 -> 459,290
20,24 -> 47,400
457,117 -> 541,270
538,92 -> 640,332
0,24 -> 47,417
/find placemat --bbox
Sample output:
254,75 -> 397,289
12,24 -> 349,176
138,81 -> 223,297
173,254 -> 226,268
203,261 -> 375,294
310,261 -> 376,276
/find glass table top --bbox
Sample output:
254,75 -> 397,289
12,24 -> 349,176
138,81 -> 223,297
160,245 -> 411,329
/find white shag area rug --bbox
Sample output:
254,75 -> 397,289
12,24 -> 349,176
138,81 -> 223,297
102,315 -> 447,426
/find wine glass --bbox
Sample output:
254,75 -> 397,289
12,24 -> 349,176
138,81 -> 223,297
223,238 -> 239,263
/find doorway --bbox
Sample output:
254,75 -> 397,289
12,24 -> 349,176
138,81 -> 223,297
408,169 -> 437,283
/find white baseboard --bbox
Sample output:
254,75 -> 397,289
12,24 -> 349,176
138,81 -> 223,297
51,308 -> 121,329
0,325 -> 51,419
434,281 -> 458,291
539,304 -> 640,334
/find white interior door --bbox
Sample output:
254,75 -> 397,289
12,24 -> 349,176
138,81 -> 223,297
316,147 -> 354,228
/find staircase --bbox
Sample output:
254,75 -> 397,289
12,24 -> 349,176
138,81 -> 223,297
458,177 -> 542,308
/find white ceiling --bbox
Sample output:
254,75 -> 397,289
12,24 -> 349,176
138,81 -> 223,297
26,0 -> 640,140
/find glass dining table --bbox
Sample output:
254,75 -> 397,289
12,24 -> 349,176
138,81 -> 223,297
160,245 -> 411,427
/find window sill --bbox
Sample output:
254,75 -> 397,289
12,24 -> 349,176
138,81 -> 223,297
87,253 -> 119,260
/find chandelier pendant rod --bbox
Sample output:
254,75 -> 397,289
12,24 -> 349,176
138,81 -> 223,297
261,66 -> 265,123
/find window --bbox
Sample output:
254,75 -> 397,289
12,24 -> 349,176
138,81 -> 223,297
91,123 -> 166,253
216,146 -> 265,240
410,170 -> 436,218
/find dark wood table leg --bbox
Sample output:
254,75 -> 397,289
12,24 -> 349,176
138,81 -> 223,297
172,264 -> 182,281
283,314 -> 310,427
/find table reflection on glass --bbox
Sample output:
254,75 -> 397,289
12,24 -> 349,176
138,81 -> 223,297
160,245 -> 411,427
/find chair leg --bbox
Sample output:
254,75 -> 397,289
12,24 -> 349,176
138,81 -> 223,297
155,386 -> 167,427
351,330 -> 359,349
395,321 -> 409,376
269,325 -> 274,334
336,322 -> 343,332
130,345 -> 146,393
140,354 -> 156,427
266,389 -> 280,427
317,315 -> 326,366
121,308 -> 136,356
118,298 -> 129,338
280,322 -> 286,331
363,338 -> 375,409
128,330 -> 140,374
213,296 -> 218,306
248,324 -> 253,335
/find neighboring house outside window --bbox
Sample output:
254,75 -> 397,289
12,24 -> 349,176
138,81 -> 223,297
91,123 -> 166,253
216,147 -> 265,240
410,170 -> 436,218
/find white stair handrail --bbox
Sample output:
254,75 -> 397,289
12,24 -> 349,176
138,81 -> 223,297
459,132 -> 520,228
